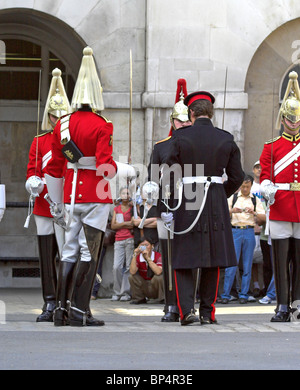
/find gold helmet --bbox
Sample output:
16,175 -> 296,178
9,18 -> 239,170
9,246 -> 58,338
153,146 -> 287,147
281,91 -> 300,124
41,68 -> 71,130
48,89 -> 69,118
169,78 -> 189,134
276,71 -> 300,130
71,46 -> 104,112
170,92 -> 189,123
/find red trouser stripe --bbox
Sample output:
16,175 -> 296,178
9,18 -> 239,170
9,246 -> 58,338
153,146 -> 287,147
210,267 -> 220,321
174,270 -> 184,320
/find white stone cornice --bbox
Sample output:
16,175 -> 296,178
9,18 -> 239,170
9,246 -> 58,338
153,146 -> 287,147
141,92 -> 248,110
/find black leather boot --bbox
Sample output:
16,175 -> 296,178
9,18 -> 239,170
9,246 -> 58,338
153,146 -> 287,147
54,261 -> 75,326
181,310 -> 199,326
69,224 -> 105,326
291,239 -> 300,303
36,234 -> 58,322
161,305 -> 179,322
271,304 -> 290,322
271,239 -> 290,322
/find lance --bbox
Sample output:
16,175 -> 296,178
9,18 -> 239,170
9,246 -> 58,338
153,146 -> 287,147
222,66 -> 228,129
35,69 -> 42,175
164,184 -> 173,291
270,79 -> 276,181
128,49 -> 138,218
128,49 -> 133,165
264,79 -> 276,236
24,69 -> 42,228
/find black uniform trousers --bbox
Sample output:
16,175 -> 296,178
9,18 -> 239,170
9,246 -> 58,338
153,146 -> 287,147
174,267 -> 219,320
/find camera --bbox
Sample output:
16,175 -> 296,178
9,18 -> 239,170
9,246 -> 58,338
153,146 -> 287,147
139,245 -> 147,251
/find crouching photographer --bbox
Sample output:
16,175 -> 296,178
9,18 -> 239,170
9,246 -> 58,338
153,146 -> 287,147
129,237 -> 164,304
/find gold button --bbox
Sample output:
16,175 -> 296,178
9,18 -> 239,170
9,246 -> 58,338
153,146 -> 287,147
79,181 -> 83,185
78,194 -> 82,198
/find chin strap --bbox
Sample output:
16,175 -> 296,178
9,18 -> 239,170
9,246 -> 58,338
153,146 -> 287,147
283,118 -> 300,133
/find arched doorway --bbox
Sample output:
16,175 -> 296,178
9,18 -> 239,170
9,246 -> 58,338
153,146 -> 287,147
0,8 -> 85,286
244,18 -> 300,174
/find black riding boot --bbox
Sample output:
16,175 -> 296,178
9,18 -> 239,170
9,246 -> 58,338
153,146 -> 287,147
69,224 -> 105,326
54,260 -> 75,326
271,238 -> 290,322
36,234 -> 58,322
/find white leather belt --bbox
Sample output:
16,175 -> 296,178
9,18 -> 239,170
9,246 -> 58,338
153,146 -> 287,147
66,156 -> 97,229
163,175 -> 223,212
182,176 -> 223,185
163,176 -> 223,235
275,182 -> 300,191
67,156 -> 97,171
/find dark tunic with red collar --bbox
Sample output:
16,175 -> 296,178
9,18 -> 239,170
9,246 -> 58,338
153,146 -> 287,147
164,117 -> 244,269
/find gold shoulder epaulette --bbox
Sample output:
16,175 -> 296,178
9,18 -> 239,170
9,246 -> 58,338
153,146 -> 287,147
265,136 -> 281,144
155,136 -> 171,144
35,130 -> 52,138
94,112 -> 112,123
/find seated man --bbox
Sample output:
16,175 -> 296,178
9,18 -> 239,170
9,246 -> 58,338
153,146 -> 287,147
129,237 -> 164,304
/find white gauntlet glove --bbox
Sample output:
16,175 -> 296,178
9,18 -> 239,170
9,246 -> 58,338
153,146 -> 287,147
260,179 -> 278,205
25,176 -> 44,197
44,194 -> 67,230
161,212 -> 174,224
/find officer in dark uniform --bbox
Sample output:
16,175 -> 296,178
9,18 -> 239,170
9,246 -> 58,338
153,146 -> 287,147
149,79 -> 191,322
162,91 -> 244,325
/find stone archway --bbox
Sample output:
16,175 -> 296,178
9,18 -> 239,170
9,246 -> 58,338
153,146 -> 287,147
244,17 -> 300,174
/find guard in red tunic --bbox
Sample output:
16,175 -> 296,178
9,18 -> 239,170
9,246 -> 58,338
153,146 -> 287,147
25,68 -> 70,322
45,47 -> 135,327
260,71 -> 300,322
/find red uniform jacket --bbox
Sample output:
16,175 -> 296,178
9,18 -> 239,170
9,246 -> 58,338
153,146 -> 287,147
26,131 -> 53,218
260,132 -> 300,222
45,110 -> 117,204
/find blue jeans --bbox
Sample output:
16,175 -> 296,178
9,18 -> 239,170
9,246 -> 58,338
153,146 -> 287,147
222,228 -> 256,300
265,275 -> 276,300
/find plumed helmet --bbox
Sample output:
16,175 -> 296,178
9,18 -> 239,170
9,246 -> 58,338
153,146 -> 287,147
169,78 -> 189,135
276,71 -> 300,129
281,92 -> 300,124
48,89 -> 69,117
71,46 -> 104,112
171,93 -> 189,122
41,68 -> 71,130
